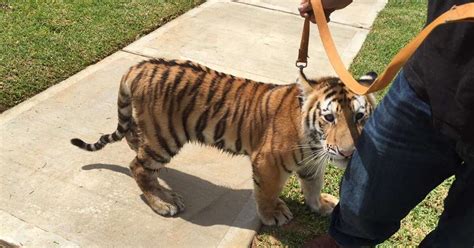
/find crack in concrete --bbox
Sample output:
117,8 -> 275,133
0,209 -> 79,246
231,1 -> 370,30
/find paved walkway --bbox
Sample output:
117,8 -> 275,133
0,0 -> 386,247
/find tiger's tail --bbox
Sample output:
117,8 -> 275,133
71,74 -> 132,152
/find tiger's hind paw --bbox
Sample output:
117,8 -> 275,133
150,201 -> 181,216
166,191 -> 185,213
144,190 -> 185,216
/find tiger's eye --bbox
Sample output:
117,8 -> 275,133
355,112 -> 364,121
324,114 -> 335,122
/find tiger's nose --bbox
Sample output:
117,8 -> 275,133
338,148 -> 354,158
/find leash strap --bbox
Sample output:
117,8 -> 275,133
296,17 -> 311,69
299,0 -> 474,95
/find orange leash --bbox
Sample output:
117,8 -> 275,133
297,0 -> 474,95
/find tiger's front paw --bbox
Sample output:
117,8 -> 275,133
258,198 -> 294,226
307,193 -> 339,216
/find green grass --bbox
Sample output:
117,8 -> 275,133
254,0 -> 455,247
0,0 -> 203,112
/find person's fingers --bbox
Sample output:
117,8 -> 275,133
298,1 -> 316,22
298,2 -> 311,17
329,0 -> 353,9
298,0 -> 339,23
303,9 -> 332,23
302,0 -> 353,10
324,8 -> 336,21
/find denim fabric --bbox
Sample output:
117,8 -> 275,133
329,71 -> 474,247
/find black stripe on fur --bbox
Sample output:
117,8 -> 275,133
71,138 -> 87,149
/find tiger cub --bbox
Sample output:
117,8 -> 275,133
71,58 -> 376,226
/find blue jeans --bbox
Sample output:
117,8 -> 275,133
329,72 -> 474,247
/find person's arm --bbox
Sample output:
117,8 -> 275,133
298,0 -> 353,22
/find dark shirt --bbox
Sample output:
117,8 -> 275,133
404,0 -> 474,143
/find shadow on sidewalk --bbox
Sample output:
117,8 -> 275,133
82,163 -> 255,230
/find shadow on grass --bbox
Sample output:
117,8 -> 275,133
254,194 -> 332,247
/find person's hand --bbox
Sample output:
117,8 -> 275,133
298,0 -> 352,23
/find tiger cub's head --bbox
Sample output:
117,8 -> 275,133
297,70 -> 377,169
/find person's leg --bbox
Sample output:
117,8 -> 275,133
419,141 -> 474,248
329,71 -> 462,246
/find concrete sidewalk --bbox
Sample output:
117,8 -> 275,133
0,0 -> 386,247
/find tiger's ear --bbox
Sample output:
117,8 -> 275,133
296,69 -> 314,97
358,71 -> 378,106
358,71 -> 377,86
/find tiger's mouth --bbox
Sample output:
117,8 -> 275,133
328,154 -> 351,169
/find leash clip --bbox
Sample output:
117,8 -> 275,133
296,61 -> 307,69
